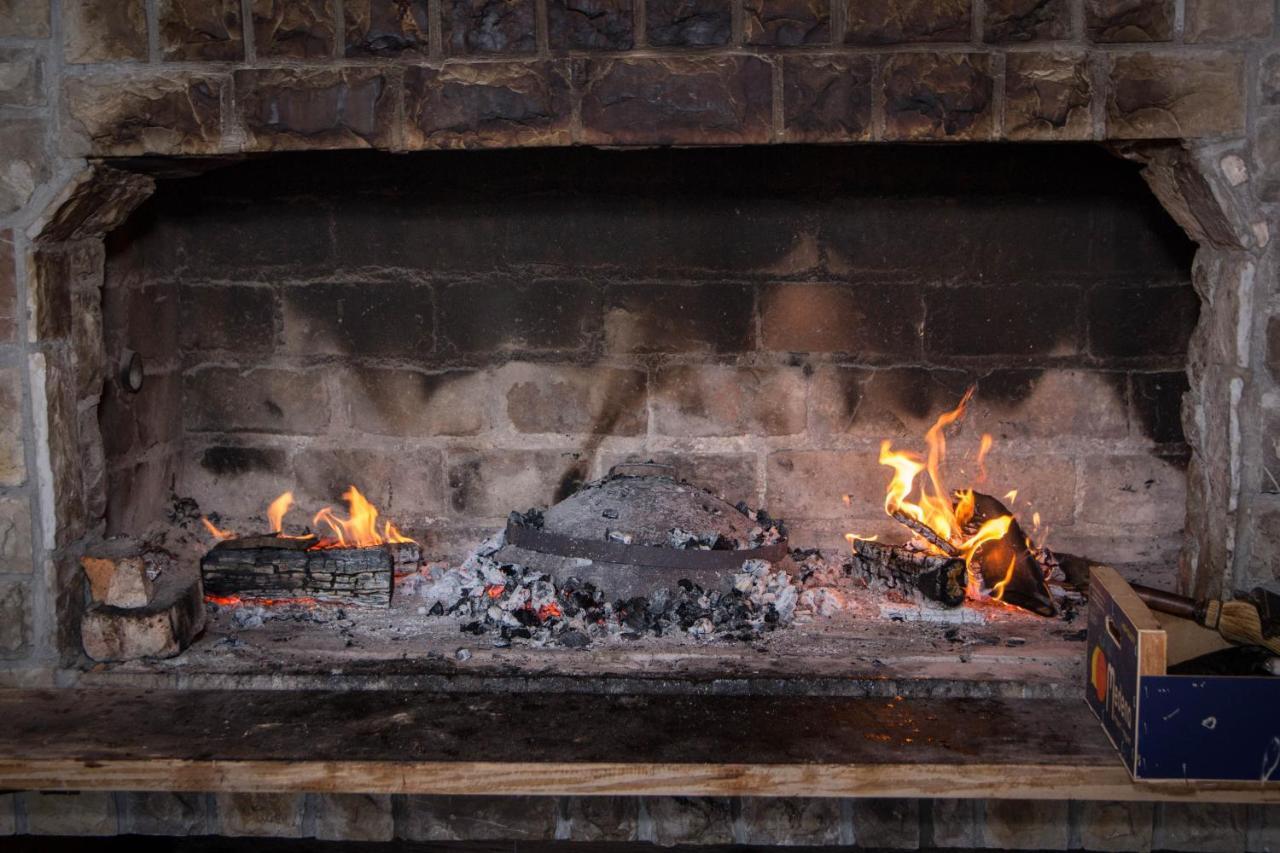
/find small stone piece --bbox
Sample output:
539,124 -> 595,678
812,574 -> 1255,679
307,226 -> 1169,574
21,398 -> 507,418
883,53 -> 994,140
984,0 -> 1071,42
0,48 -> 44,107
1086,0 -> 1174,42
23,792 -> 117,836
0,117 -> 49,215
845,0 -> 969,43
0,581 -> 29,656
648,0 -> 731,46
744,0 -> 829,46
0,496 -> 32,573
739,797 -> 844,845
81,561 -> 205,662
159,0 -> 244,60
216,793 -> 305,837
647,798 -> 734,846
345,0 -> 431,55
1263,52 -> 1280,106
1004,51 -> 1093,140
64,0 -> 148,63
444,0 -> 537,54
1107,52 -> 1244,139
1184,0 -> 1273,43
81,551 -> 153,607
547,0 -> 633,50
404,63 -> 572,149
0,1 -> 50,38
783,55 -> 873,141
253,0 -> 337,58
235,67 -> 396,151
63,73 -> 224,157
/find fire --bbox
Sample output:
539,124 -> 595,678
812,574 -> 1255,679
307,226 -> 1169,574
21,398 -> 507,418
201,517 -> 236,541
313,486 -> 417,549
267,491 -> 294,534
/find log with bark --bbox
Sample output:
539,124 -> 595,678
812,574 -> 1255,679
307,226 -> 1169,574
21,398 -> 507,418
958,491 -> 1056,617
848,538 -> 966,607
200,535 -> 418,607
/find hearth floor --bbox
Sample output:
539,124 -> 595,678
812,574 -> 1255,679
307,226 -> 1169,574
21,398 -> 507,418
80,596 -> 1089,698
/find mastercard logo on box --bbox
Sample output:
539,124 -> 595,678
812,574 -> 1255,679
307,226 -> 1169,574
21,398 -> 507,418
1090,646 -> 1108,704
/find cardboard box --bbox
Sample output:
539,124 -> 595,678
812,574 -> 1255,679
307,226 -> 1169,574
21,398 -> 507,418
1086,565 -> 1280,783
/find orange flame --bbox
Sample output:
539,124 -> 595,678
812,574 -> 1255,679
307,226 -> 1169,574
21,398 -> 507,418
312,486 -> 415,549
976,433 -> 994,483
267,491 -> 294,535
201,517 -> 236,541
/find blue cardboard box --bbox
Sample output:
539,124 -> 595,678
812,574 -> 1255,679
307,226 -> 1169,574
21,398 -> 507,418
1086,566 -> 1280,783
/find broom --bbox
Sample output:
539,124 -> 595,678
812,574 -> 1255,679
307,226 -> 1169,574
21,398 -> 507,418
1131,584 -> 1280,656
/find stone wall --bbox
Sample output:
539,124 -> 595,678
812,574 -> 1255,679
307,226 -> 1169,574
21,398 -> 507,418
101,146 -> 1197,575
0,791 -> 1276,850
0,0 -> 1275,676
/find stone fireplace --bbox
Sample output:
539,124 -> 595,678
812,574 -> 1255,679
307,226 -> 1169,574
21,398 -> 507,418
0,0 -> 1278,845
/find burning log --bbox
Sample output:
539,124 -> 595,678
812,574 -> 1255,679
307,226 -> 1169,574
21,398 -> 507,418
848,538 -> 966,607
889,510 -> 959,557
200,535 -> 410,607
960,491 -> 1056,617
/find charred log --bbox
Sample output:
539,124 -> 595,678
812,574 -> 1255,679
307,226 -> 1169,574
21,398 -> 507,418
849,539 -> 966,607
201,536 -> 405,606
961,492 -> 1056,617
890,510 -> 959,557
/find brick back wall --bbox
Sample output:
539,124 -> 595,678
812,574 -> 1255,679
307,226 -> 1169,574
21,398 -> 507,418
101,145 -> 1195,568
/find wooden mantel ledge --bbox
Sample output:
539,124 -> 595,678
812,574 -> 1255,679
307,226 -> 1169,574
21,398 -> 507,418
0,689 -> 1275,803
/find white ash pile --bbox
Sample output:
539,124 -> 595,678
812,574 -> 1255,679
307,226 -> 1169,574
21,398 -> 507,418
400,532 -> 818,648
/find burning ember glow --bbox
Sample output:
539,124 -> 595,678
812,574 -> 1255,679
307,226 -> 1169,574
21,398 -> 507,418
201,486 -> 416,551
864,388 -> 1055,615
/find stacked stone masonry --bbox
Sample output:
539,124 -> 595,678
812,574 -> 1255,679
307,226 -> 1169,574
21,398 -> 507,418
0,792 -> 1277,849
0,0 -> 1275,675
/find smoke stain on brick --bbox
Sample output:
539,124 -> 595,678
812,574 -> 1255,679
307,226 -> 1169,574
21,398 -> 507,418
199,446 -> 286,476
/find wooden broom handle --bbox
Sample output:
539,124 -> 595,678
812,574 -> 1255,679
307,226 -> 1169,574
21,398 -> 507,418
1130,583 -> 1203,622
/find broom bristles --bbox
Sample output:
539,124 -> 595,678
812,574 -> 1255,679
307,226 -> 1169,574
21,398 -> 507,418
1213,600 -> 1280,656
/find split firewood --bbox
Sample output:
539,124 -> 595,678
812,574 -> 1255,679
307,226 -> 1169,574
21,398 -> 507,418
81,562 -> 205,662
959,491 -> 1056,617
81,541 -> 156,608
849,538 -> 966,607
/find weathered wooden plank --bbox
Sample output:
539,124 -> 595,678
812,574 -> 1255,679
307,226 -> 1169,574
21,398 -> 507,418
0,689 -> 1274,801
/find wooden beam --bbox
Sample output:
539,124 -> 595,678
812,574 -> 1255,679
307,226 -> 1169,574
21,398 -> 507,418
0,689 -> 1275,802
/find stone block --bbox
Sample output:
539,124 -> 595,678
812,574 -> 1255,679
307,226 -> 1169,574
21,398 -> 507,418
395,795 -> 557,840
0,496 -> 32,573
0,117 -> 49,215
253,0 -> 337,58
984,0 -> 1071,41
0,580 -> 29,656
983,799 -> 1069,849
444,0 -> 537,54
1077,800 -> 1153,851
604,282 -> 754,354
184,366 -> 331,435
845,0 -> 968,43
0,792 -> 13,834
653,365 -> 806,438
882,53 -> 994,140
739,797 -> 844,845
851,798 -> 919,848
1249,497 -> 1280,583
346,0 -> 430,55
1107,52 -> 1244,139
64,0 -> 147,62
766,450 -> 889,520
600,451 -> 758,505
647,0 -> 731,46
292,447 -> 446,518
1131,371 -> 1188,445
180,284 -> 276,353
313,794 -> 394,842
1086,0 -> 1174,42
344,368 -> 490,437
119,792 -> 208,835
548,0 -> 633,49
1088,285 -> 1198,359
0,0 -> 49,37
1079,453 -> 1186,534
968,369 -> 1130,441
0,231 -> 13,341
1264,52 -> 1280,107
745,0 -> 828,44
216,793 -> 305,837
781,55 -> 874,142
159,0 -> 244,60
23,791 -> 117,835
578,56 -> 773,146
929,799 -> 983,847
1153,803 -> 1248,852
810,365 -> 973,440
447,449 -> 585,517
926,284 -> 1083,358
1259,114 -> 1280,203
281,280 -> 432,356
760,282 -> 922,358
236,67 -> 396,151
646,797 -> 734,846
63,73 -> 224,157
1185,0 -> 1273,42
501,363 -> 647,436
1004,51 -> 1093,141
564,797 -> 638,840
436,279 -> 599,356
404,63 -> 572,149
0,367 -> 26,487
38,351 -> 86,546
0,47 -> 43,107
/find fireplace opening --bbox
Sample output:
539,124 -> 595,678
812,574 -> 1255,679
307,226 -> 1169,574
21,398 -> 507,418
83,143 -> 1196,689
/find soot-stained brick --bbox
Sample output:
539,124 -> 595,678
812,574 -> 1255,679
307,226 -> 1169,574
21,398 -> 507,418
603,282 -> 754,354
200,446 -> 287,476
404,63 -> 572,149
925,285 -> 1083,359
647,0 -> 732,46
282,281 -> 433,358
345,0 -> 431,55
1087,286 -> 1198,360
744,0 -> 830,45
252,0 -> 337,58
761,283 -> 922,359
437,280 -> 599,357
782,55 -> 873,141
984,0 -> 1071,42
844,0 -> 969,43
1131,371 -> 1188,445
548,0 -> 634,50
882,53 -> 994,140
444,0 -> 537,54
179,284 -> 276,353
1086,0 -> 1174,42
